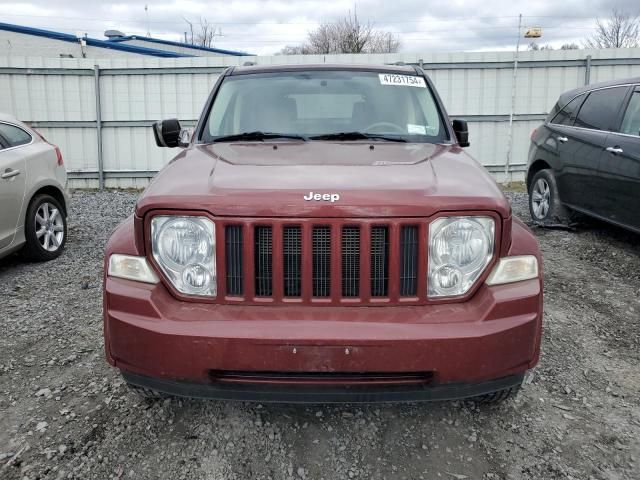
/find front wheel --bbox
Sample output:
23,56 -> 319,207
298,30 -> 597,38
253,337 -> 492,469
472,384 -> 521,404
23,194 -> 67,261
125,382 -> 168,401
528,169 -> 569,224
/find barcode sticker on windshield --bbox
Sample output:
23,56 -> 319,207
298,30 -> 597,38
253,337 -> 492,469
407,124 -> 426,135
379,74 -> 426,88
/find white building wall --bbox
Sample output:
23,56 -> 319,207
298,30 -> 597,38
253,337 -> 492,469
1,49 -> 639,188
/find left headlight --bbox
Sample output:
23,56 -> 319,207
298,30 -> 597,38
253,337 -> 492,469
428,216 -> 495,297
151,216 -> 216,297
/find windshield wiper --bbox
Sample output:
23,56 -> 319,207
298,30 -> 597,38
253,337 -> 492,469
310,132 -> 407,142
212,131 -> 309,142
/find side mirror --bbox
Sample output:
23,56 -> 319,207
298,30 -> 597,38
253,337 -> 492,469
452,119 -> 470,147
152,119 -> 184,148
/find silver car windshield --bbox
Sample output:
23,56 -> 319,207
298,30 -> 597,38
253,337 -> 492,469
202,70 -> 448,143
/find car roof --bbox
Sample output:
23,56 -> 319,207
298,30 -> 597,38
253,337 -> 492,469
229,63 -> 418,76
559,77 -> 640,105
0,112 -> 21,124
0,113 -> 36,137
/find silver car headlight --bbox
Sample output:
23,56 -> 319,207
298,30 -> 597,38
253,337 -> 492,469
428,216 -> 495,297
151,216 -> 216,297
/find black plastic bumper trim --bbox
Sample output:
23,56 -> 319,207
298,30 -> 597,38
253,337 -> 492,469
121,370 -> 525,404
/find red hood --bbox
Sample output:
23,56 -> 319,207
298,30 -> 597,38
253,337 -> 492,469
136,142 -> 510,219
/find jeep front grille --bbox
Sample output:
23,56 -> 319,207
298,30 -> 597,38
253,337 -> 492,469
254,226 -> 273,297
311,226 -> 331,297
283,225 -> 302,297
225,225 -> 244,296
370,226 -> 389,297
341,226 -> 360,297
400,226 -> 419,296
219,219 -> 428,305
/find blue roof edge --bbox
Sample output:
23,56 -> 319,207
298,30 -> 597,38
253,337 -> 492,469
108,35 -> 252,56
0,22 -> 194,58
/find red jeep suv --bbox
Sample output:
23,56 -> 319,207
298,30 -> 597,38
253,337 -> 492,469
103,64 -> 543,403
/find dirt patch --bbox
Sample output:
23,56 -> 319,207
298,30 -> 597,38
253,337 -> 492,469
0,190 -> 638,480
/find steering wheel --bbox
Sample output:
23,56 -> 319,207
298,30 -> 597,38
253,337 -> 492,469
362,122 -> 405,134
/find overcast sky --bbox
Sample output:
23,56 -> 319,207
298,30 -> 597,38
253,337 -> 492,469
1,0 -> 638,55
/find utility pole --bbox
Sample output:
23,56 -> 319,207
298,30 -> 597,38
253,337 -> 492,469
145,5 -> 151,37
505,13 -> 522,181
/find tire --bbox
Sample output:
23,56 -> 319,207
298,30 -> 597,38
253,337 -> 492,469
126,382 -> 167,401
23,194 -> 67,262
472,384 -> 521,404
528,169 -> 570,224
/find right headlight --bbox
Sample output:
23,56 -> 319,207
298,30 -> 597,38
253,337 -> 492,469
151,216 -> 216,297
428,216 -> 495,298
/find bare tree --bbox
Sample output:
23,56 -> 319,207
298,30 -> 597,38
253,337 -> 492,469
584,9 -> 640,48
528,42 -> 579,51
279,11 -> 400,55
368,31 -> 401,54
278,45 -> 313,55
183,17 -> 221,48
308,24 -> 337,54
527,42 -> 554,51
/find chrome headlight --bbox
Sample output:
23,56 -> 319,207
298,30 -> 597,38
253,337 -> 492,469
428,216 -> 495,297
151,216 -> 216,296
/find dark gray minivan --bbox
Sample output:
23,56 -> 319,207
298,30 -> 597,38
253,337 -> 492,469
526,78 -> 640,233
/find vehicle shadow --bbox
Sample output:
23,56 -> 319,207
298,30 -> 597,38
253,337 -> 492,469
525,215 -> 640,254
0,251 -> 26,272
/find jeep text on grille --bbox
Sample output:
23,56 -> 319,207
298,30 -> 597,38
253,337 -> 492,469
303,192 -> 340,202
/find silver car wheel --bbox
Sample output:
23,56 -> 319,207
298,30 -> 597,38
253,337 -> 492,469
531,178 -> 551,219
35,202 -> 64,252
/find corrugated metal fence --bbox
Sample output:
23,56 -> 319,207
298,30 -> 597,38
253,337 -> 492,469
2,48 -> 640,188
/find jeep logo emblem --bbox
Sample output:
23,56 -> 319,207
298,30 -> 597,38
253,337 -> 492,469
303,191 -> 340,203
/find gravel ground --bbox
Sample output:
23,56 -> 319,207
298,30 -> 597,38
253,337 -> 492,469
0,190 -> 638,480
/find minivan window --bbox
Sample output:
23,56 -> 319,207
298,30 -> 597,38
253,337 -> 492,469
551,94 -> 585,126
620,91 -> 640,136
202,70 -> 448,143
0,122 -> 32,147
574,86 -> 629,131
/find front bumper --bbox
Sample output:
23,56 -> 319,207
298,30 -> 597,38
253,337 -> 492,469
104,273 -> 542,401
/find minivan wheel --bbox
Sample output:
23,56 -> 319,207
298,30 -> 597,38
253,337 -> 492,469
23,194 -> 67,261
528,169 -> 569,224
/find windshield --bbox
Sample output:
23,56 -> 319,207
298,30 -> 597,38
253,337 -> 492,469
201,70 -> 448,143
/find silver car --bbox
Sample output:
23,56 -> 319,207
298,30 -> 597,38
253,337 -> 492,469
0,114 -> 69,261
